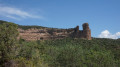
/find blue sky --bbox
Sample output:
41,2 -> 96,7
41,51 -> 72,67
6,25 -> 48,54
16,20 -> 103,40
0,0 -> 120,39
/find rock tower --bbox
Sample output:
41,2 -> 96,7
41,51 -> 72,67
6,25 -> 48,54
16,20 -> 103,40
82,23 -> 91,40
72,23 -> 91,40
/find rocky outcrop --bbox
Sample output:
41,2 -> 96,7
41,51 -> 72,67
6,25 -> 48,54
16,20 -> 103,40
18,23 -> 91,41
82,23 -> 91,40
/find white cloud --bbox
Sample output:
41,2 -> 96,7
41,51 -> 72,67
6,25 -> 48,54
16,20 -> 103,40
116,32 -> 120,36
98,30 -> 120,39
0,6 -> 43,20
6,15 -> 20,20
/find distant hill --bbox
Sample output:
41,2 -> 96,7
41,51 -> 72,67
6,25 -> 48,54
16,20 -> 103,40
0,20 -> 69,30
0,20 -> 92,40
0,20 -> 51,29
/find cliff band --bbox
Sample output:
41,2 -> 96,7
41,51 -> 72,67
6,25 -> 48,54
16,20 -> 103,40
18,23 -> 91,41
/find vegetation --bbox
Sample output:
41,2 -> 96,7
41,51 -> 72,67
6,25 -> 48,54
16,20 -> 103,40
18,25 -> 47,30
0,21 -> 18,66
0,20 -> 120,67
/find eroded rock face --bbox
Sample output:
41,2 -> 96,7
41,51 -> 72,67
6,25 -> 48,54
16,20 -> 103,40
18,23 -> 91,41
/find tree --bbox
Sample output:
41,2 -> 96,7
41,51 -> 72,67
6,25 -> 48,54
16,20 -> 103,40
0,21 -> 18,66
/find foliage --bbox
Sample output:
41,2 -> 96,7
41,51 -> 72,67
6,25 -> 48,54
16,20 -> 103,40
18,25 -> 47,30
0,21 -> 18,66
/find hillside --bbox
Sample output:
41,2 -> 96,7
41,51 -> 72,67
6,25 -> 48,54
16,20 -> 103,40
0,20 -> 120,67
8,38 -> 120,67
0,20 -> 54,29
0,20 -> 91,41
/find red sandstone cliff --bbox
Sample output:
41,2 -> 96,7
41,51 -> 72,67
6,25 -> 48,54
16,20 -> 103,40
18,23 -> 91,41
